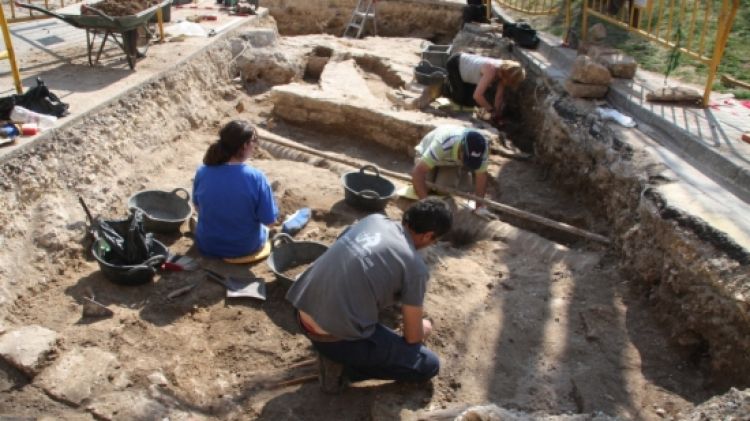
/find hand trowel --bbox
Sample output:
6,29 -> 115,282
203,268 -> 267,300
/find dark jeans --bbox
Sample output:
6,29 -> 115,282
310,323 -> 440,383
445,53 -> 497,107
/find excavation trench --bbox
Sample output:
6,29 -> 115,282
0,5 -> 748,421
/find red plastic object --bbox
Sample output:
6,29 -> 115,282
21,124 -> 38,136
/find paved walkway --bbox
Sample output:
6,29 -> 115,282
0,0 -> 253,159
526,27 -> 750,204
490,5 -> 750,251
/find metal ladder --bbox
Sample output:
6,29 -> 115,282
343,0 -> 377,39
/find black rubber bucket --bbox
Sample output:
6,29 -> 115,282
414,60 -> 447,86
127,188 -> 192,233
266,233 -> 328,286
91,226 -> 168,286
341,165 -> 396,212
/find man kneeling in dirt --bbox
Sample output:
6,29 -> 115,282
410,125 -> 489,206
286,198 -> 453,393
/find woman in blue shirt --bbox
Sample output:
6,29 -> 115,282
192,120 -> 279,258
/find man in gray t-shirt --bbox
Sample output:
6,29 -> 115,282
286,198 -> 452,393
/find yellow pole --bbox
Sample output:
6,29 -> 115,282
156,5 -> 165,42
702,0 -> 739,106
565,0 -> 571,43
0,5 -> 23,93
582,0 -> 590,42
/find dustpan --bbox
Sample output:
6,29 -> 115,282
203,268 -> 267,300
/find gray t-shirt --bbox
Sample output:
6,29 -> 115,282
285,214 -> 429,340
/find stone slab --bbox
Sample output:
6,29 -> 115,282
570,55 -> 612,86
35,347 -> 122,406
87,390 -> 167,421
0,325 -> 58,377
320,59 -> 382,104
564,79 -> 609,98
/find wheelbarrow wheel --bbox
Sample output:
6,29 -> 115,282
123,22 -> 155,69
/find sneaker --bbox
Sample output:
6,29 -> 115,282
318,354 -> 348,394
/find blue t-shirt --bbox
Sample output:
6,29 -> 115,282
193,163 -> 279,258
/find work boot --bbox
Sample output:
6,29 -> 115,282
188,215 -> 197,234
318,354 -> 348,394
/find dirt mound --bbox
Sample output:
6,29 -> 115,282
83,0 -> 159,16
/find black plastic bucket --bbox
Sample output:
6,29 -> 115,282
127,187 -> 192,233
341,165 -> 396,212
414,60 -> 447,86
266,233 -> 328,286
91,235 -> 168,286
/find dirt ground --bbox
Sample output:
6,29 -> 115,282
0,15 -> 743,421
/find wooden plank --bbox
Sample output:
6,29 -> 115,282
257,128 -> 610,245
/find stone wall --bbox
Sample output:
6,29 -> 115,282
270,84 -> 436,153
519,86 -> 750,387
262,0 -> 463,42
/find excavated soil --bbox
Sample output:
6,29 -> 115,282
0,13 -> 747,421
82,0 -> 161,16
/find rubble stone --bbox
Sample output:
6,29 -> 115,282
588,23 -> 608,41
564,79 -> 609,98
570,55 -> 612,86
596,53 -> 638,79
0,325 -> 58,377
87,390 -> 167,421
35,347 -> 123,406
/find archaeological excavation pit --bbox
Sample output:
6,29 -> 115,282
0,2 -> 748,420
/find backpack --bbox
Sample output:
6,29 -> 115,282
503,22 -> 540,49
462,5 -> 488,24
0,78 -> 70,120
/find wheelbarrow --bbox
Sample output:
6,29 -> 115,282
15,0 -> 169,69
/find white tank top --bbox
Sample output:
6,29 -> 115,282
458,53 -> 503,84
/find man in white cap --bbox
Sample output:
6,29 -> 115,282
409,125 -> 489,205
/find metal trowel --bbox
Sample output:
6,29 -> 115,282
203,268 -> 267,300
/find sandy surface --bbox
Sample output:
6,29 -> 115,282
0,8 -> 739,421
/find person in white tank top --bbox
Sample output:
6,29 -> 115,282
445,52 -> 526,126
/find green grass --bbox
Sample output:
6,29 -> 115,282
498,0 -> 750,99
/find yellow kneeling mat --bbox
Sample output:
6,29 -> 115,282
223,240 -> 272,264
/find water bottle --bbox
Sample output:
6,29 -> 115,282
282,207 -> 311,236
0,123 -> 19,139
10,106 -> 57,131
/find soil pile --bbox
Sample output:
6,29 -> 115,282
83,0 -> 159,16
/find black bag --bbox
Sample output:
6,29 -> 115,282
0,78 -> 70,120
97,211 -> 156,265
503,22 -> 540,49
462,5 -> 488,24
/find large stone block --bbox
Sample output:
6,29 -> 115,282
570,55 -> 612,86
0,325 -> 58,377
596,53 -> 637,79
565,79 -> 609,98
35,347 -> 123,406
87,390 -> 168,421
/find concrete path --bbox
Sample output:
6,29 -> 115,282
0,0 -> 253,160
489,6 -> 750,253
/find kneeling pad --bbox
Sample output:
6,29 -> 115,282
223,240 -> 271,264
